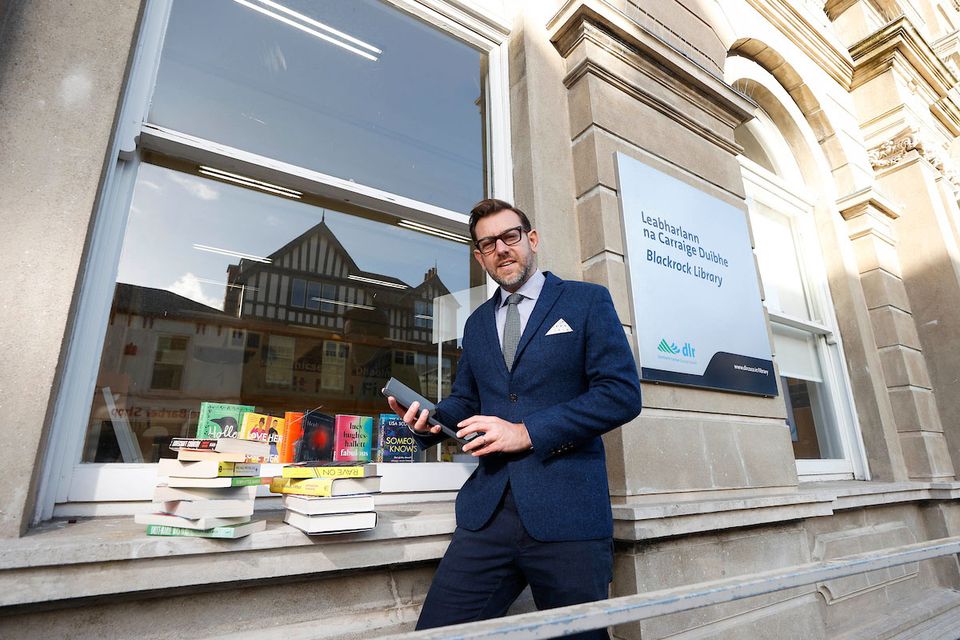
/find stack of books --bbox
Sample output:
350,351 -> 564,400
270,462 -> 382,535
136,437 -> 270,539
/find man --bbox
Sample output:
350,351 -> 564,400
387,199 -> 641,638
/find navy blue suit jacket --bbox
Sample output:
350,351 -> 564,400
417,272 -> 642,542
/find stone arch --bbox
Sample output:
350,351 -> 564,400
726,37 -> 852,196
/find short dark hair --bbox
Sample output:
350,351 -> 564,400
468,199 -> 532,242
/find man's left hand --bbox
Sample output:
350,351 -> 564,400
458,416 -> 532,456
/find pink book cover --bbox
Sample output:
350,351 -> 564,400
333,415 -> 373,462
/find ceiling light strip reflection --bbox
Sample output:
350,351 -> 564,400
193,244 -> 272,264
312,297 -> 375,311
348,274 -> 408,289
398,220 -> 470,244
194,276 -> 259,292
198,167 -> 302,199
199,166 -> 301,195
232,0 -> 378,61
254,0 -> 381,54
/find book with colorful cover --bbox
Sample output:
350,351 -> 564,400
269,475 -> 381,496
282,462 -> 378,479
239,412 -> 271,442
195,403 -> 255,439
280,411 -> 305,463
239,413 -> 285,462
294,411 -> 335,462
145,520 -> 266,539
333,415 -> 373,462
266,415 -> 285,462
378,413 -> 416,462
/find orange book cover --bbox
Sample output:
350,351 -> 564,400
281,411 -> 305,463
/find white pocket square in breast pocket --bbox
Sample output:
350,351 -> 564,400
545,319 -> 573,335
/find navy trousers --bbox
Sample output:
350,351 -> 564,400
416,486 -> 613,640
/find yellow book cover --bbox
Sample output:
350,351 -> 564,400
241,413 -> 285,462
270,476 -> 334,496
281,463 -> 377,479
240,413 -> 271,442
270,475 -> 381,496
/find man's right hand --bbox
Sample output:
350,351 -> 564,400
387,396 -> 440,436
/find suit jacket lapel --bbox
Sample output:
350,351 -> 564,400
512,272 -> 563,366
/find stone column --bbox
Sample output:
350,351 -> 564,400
840,186 -> 955,480
872,144 -> 960,479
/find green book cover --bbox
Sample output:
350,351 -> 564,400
195,402 -> 255,439
145,520 -> 265,539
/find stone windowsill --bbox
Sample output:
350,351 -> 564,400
0,503 -> 457,610
612,480 -> 960,541
2,480 -> 959,610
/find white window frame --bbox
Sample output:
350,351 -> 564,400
35,0 -> 513,522
741,159 -> 868,481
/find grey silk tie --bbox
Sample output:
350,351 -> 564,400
502,292 -> 523,371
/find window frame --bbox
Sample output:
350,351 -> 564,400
35,0 -> 513,522
741,158 -> 869,481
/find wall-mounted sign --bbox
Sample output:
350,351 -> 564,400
616,153 -> 777,396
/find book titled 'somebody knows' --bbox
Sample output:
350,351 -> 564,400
378,413 -> 416,462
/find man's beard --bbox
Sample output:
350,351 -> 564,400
490,255 -> 535,290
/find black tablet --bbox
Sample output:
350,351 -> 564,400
381,377 -> 479,444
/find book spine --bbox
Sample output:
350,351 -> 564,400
229,462 -> 261,476
281,412 -> 304,463
145,524 -> 237,538
282,467 -> 369,479
225,476 -> 264,487
169,438 -> 218,451
270,477 -> 333,496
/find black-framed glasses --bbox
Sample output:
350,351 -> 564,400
474,226 -> 526,255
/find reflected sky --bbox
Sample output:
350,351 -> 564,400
150,0 -> 484,213
118,164 -> 474,310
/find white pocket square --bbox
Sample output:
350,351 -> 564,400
545,319 -> 573,335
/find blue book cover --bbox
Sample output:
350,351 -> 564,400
378,413 -> 416,462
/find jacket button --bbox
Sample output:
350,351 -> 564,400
509,394 -> 518,402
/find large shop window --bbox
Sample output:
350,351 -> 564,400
83,161 -> 484,466
44,0 -> 510,515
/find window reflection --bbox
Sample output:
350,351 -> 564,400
83,163 -> 484,463
783,376 -> 843,460
150,0 -> 485,212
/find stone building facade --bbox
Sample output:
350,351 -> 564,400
3,0 -> 960,638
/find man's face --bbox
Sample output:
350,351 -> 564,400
472,209 -> 539,292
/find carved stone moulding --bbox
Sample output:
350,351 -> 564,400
868,129 -> 960,193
